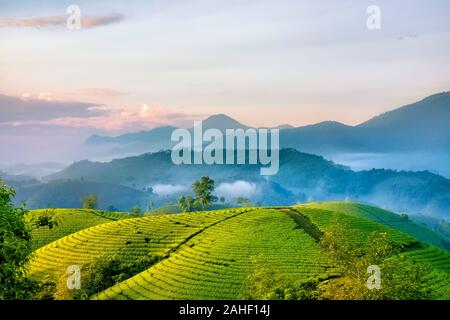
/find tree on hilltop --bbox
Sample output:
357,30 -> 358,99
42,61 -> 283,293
81,194 -> 98,209
192,176 -> 217,210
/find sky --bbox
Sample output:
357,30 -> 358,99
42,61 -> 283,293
1,0 -> 450,163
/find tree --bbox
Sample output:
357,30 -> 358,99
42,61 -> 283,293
81,194 -> 98,209
178,195 -> 194,213
0,179 -> 37,299
192,176 -> 216,210
106,205 -> 118,212
130,205 -> 142,215
54,256 -> 159,299
29,208 -> 59,231
319,223 -> 430,300
235,197 -> 251,207
219,196 -> 225,204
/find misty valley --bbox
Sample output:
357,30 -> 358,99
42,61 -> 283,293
1,0 -> 450,304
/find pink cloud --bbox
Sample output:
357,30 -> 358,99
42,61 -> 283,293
1,93 -> 201,133
0,14 -> 124,29
8,106 -> 199,133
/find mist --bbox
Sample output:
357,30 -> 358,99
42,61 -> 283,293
152,184 -> 189,196
327,152 -> 450,179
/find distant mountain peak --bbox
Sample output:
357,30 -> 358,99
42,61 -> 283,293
314,121 -> 350,128
201,114 -> 248,130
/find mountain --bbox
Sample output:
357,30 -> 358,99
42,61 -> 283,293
86,125 -> 177,145
84,91 -> 450,159
0,162 -> 67,179
83,115 -> 249,157
0,171 -> 40,189
200,114 -> 248,131
85,114 -> 247,147
43,149 -> 450,218
282,92 -> 450,153
357,92 -> 450,151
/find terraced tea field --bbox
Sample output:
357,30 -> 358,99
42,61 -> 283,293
305,202 -> 450,250
95,209 -> 335,300
293,206 -> 419,246
25,203 -> 450,300
26,209 -> 130,249
295,204 -> 450,299
28,208 -> 251,279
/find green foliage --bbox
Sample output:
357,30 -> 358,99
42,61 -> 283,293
177,176 -> 217,212
243,263 -> 321,300
29,208 -> 59,231
192,176 -> 216,210
130,205 -> 142,215
177,195 -> 195,213
81,194 -> 98,209
319,223 -> 430,300
0,180 -> 37,299
106,205 -> 118,212
54,256 -> 159,299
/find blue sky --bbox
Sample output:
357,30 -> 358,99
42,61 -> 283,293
0,0 -> 450,162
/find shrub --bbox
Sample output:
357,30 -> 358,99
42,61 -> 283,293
54,256 -> 160,299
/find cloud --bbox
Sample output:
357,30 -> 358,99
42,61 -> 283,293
0,92 -> 201,134
81,14 -> 124,29
0,94 -> 108,123
216,181 -> 261,199
152,184 -> 188,196
0,14 -> 124,29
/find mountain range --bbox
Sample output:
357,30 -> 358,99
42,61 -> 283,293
84,92 -> 450,176
35,148 -> 450,219
4,92 -> 450,220
86,92 -> 450,153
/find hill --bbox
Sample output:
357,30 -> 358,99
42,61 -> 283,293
28,208 -> 254,280
304,202 -> 450,250
26,208 -> 130,249
43,149 -> 450,219
26,203 -> 450,300
0,171 -> 40,189
13,180 -> 154,211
